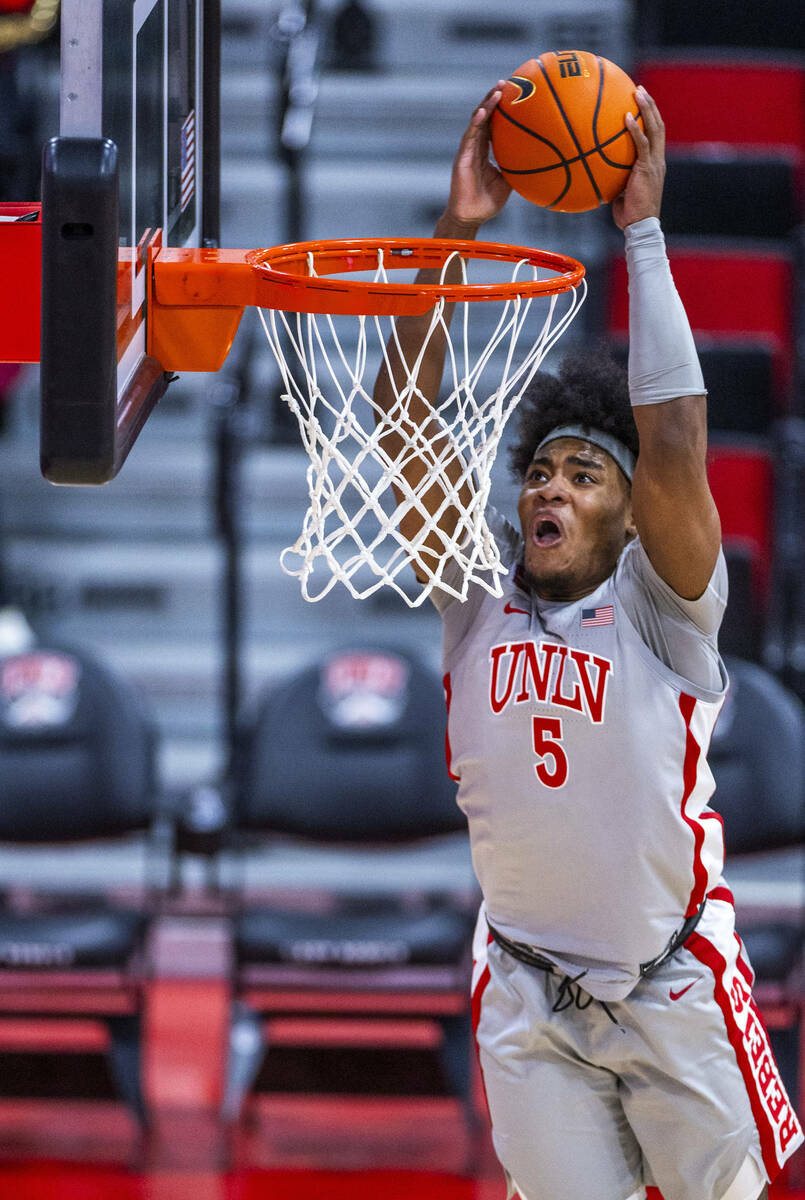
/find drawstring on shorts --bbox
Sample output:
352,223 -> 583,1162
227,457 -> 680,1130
486,921 -> 622,1027
550,968 -> 620,1026
486,906 -> 707,1028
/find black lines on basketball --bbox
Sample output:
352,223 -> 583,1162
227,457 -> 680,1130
494,104 -> 566,154
592,55 -> 642,170
536,56 -> 603,205
592,126 -> 639,170
591,58 -> 607,165
493,105 -> 572,206
496,108 -> 636,173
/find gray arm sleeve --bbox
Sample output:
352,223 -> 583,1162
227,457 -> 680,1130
615,539 -> 728,690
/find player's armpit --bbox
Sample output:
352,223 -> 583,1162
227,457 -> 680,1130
630,394 -> 721,600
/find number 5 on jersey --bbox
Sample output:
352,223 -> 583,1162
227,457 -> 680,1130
532,716 -> 568,788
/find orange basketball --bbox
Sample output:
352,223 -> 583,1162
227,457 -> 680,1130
490,51 -> 642,213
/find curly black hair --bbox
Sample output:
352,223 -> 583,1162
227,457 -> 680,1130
508,346 -> 638,480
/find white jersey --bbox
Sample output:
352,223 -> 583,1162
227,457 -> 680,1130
435,508 -> 729,1001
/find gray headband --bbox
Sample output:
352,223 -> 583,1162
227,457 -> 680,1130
535,424 -> 636,482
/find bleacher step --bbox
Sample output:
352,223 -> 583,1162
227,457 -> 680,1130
221,0 -> 629,75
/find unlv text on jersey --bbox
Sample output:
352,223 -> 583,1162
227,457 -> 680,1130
489,640 -> 613,724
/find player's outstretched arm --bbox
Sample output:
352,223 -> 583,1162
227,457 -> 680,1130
613,87 -> 721,600
372,85 -> 511,577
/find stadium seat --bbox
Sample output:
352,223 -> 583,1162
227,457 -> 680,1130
215,645 -> 479,1144
635,2 -> 805,53
709,657 -> 805,1109
611,341 -> 776,437
756,419 -> 805,698
635,57 -> 805,161
695,344 -> 776,437
718,546 -> 762,662
636,56 -> 805,240
607,247 -> 796,405
707,442 -> 775,646
660,153 -> 800,241
609,313 -> 780,655
0,643 -> 161,1129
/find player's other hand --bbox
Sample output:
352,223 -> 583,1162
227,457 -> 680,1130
439,84 -> 513,237
611,86 -> 666,230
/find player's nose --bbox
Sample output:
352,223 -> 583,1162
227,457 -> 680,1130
536,472 -> 569,501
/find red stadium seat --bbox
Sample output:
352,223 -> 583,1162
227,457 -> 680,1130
707,442 -> 775,605
636,58 -> 805,240
607,248 -> 796,404
637,57 -> 805,161
703,443 -> 776,663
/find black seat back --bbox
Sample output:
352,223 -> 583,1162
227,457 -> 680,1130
236,646 -> 461,842
709,657 -> 805,853
661,155 -> 800,240
0,647 -> 157,841
719,548 -> 762,661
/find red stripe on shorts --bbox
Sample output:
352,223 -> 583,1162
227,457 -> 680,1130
471,931 -> 493,1039
471,932 -> 494,1112
706,888 -> 756,987
686,929 -> 802,1179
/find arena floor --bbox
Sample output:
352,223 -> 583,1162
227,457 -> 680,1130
0,979 -> 801,1198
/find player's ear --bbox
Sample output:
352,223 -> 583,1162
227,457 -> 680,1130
624,493 -> 637,542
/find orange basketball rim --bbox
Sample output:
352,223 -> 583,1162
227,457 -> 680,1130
146,236 -> 585,372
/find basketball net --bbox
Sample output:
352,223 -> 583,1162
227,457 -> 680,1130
257,248 -> 586,607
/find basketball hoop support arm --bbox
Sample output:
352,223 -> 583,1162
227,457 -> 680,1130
147,239 -> 585,373
0,233 -> 583,375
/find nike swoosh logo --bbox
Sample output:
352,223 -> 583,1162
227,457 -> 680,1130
504,602 -> 530,616
669,981 -> 697,1001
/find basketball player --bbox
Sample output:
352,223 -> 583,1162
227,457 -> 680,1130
372,86 -> 803,1199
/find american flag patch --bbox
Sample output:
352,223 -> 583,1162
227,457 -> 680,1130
581,605 -> 614,627
180,110 -> 196,213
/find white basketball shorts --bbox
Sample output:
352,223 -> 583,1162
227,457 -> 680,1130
471,891 -> 803,1200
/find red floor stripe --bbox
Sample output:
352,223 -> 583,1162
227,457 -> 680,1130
0,1165 -> 801,1199
0,1166 -> 479,1199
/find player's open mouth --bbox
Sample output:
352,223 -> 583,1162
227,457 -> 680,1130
534,519 -> 562,547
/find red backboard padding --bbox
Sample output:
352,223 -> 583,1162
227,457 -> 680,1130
0,203 -> 41,366
637,59 -> 805,155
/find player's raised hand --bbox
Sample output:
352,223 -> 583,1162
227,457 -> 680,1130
440,84 -> 513,235
611,86 -> 666,230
